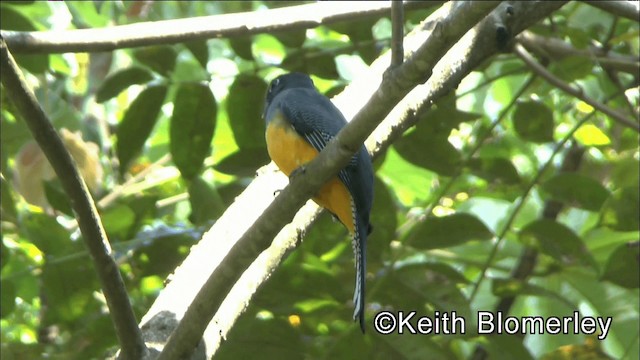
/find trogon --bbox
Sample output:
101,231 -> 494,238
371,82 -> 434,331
263,72 -> 374,332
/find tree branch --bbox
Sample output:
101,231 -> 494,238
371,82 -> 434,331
154,2 -> 502,359
1,2 -> 436,54
518,30 -> 640,77
514,42 -> 640,132
584,0 -> 640,22
0,40 -> 146,360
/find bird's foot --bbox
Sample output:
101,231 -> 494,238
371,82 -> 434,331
289,165 -> 307,179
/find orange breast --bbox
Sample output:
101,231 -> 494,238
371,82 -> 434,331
266,113 -> 354,233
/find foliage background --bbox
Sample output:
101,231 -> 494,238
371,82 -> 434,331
1,1 -> 638,359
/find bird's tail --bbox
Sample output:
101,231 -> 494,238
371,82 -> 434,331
352,215 -> 367,333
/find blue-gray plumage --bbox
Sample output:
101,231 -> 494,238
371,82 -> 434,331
263,72 -> 373,332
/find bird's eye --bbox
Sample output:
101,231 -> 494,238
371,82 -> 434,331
268,78 -> 280,95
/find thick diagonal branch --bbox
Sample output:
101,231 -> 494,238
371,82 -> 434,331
155,2 -> 502,359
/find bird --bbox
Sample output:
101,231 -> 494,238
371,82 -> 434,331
263,72 -> 374,332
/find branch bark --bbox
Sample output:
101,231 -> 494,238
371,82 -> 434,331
1,2 -> 437,54
0,40 -> 147,360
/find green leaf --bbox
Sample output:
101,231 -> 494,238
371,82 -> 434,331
0,6 -> 49,73
217,181 -> 249,206
43,180 -> 73,216
95,67 -> 154,103
601,243 -> 639,289
214,148 -> 271,177
0,239 -> 9,271
423,263 -> 471,284
611,156 -> 640,188
116,85 -> 167,174
188,177 -> 225,225
574,123 -> 611,146
127,195 -> 158,230
1,279 -> 16,318
0,174 -> 17,221
1,106 -> 32,155
584,227 -> 639,265
467,157 -> 521,185
385,263 -> 473,320
407,213 -> 493,250
215,317 -> 303,360
368,177 -> 397,260
21,212 -> 73,255
415,97 -> 482,135
541,173 -> 610,211
229,35 -> 254,61
100,204 -> 136,240
600,186 -> 640,231
184,40 -> 209,69
551,56 -> 593,82
133,46 -> 177,77
512,100 -> 554,143
252,34 -> 286,65
170,83 -> 216,179
226,74 -> 268,150
328,17 -> 376,42
272,29 -> 306,48
281,47 -> 340,79
520,219 -> 597,269
491,278 -> 576,309
294,298 -> 340,313
560,268 -> 639,358
378,334 -> 452,360
564,27 -> 590,49
42,256 -> 99,324
65,1 -> 110,27
355,41 -> 379,65
482,334 -> 534,360
131,227 -> 195,277
394,130 -> 461,176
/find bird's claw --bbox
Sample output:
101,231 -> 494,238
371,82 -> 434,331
289,165 -> 306,179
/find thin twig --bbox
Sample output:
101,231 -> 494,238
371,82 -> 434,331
1,2 -> 437,54
514,42 -> 640,132
456,65 -> 527,98
391,1 -> 405,68
0,40 -> 147,360
97,153 -> 172,209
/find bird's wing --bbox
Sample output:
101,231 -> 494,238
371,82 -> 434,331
279,89 -> 354,188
